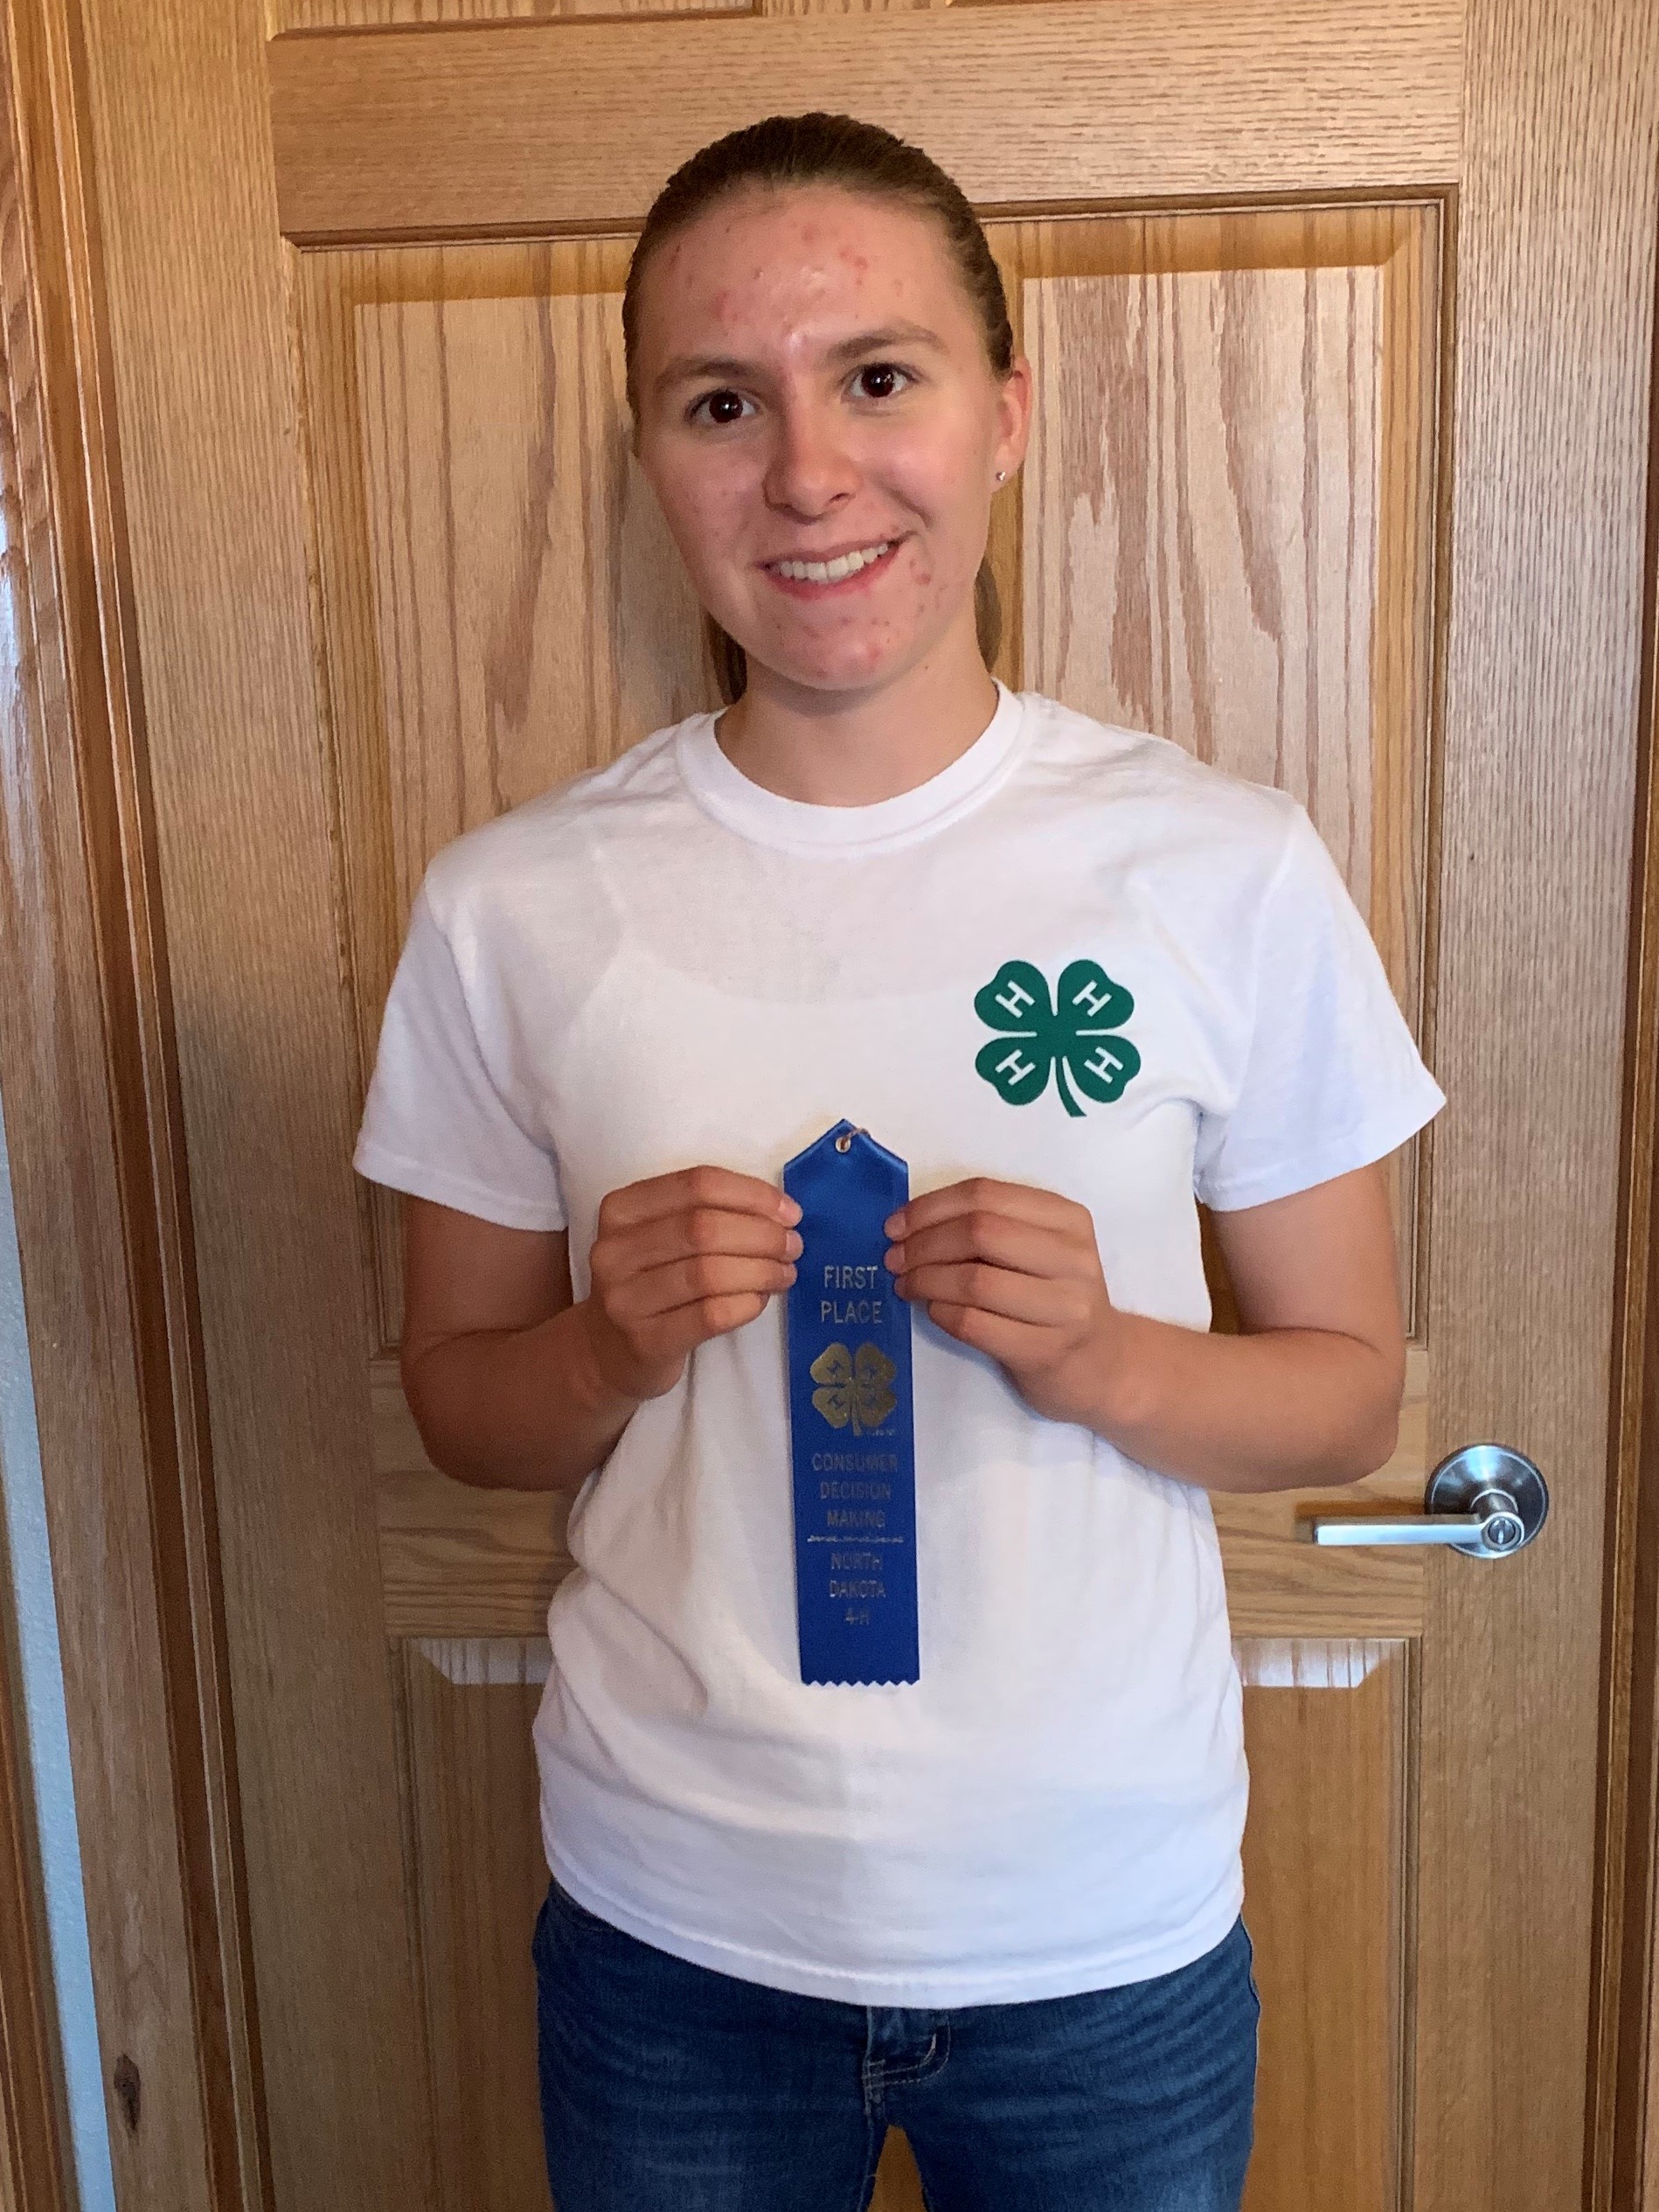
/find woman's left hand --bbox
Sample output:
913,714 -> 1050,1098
884,1179 -> 1125,1428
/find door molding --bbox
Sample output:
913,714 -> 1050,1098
0,1 -> 1653,2209
1601,230 -> 1659,2211
0,0 -> 266,2204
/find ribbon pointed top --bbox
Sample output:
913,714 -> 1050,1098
784,1122 -> 908,1180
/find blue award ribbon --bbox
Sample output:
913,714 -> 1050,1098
782,1122 -> 920,1686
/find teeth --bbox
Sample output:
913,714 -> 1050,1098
774,542 -> 891,583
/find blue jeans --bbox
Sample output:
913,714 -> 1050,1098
531,1876 -> 1259,2211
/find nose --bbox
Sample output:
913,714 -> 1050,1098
763,395 -> 859,518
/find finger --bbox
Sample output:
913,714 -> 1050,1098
897,1262 -> 1093,1327
885,1176 -> 1090,1242
595,1207 -> 802,1287
925,1302 -> 1059,1364
628,1291 -> 772,1367
600,1165 -> 801,1235
609,1251 -> 797,1324
886,1211 -> 1088,1282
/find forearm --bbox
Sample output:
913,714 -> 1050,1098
403,1299 -> 640,1492
1087,1311 -> 1402,1494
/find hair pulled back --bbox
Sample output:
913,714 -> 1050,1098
622,112 -> 1012,703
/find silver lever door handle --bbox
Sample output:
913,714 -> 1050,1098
1304,1443 -> 1548,1559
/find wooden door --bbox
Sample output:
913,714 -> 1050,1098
10,0 -> 1655,2208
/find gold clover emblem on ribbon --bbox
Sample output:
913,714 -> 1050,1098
809,1342 -> 898,1436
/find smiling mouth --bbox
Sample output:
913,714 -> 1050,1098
765,539 -> 896,586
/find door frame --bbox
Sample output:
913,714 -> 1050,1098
0,0 -> 262,2202
1603,249 -> 1659,2210
0,3 -> 1654,2210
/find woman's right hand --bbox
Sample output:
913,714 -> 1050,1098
578,1166 -> 803,1404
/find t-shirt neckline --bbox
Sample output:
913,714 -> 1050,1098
676,680 -> 1025,856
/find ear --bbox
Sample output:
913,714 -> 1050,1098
993,355 -> 1035,481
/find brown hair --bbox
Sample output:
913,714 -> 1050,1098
622,112 -> 1011,702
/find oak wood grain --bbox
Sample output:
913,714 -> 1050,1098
355,278 -> 711,925
328,210 -> 1435,1351
1607,226 -> 1659,2212
0,10 -> 105,2200
38,0 -> 1657,2204
393,1631 -> 1407,2212
1010,205 -> 1438,1334
295,238 -> 720,1348
399,1640 -> 552,2212
1026,252 -> 1383,830
72,0 -> 436,2200
277,0 -> 742,25
758,0 -> 941,15
267,0 -> 1465,243
274,0 -> 956,24
1239,1638 -> 1408,2212
1417,5 -> 1659,2209
396,1634 -> 929,2211
374,1347 -> 1433,1638
870,2130 -> 927,2209
0,0 -> 265,2201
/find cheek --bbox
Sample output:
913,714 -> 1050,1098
878,415 -> 992,549
643,443 -> 755,576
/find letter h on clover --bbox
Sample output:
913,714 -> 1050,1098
974,960 -> 1142,1117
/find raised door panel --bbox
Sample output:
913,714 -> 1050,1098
306,205 -> 1438,1345
395,1628 -> 1406,2212
292,199 -> 1440,2210
399,1640 -> 552,2212
1239,1638 -> 1410,2212
393,1627 -> 1412,2211
310,206 -> 1440,1602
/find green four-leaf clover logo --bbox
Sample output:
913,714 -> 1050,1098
974,959 -> 1142,1117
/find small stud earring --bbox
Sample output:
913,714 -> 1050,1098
995,470 -> 1007,483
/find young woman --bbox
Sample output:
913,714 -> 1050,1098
355,112 -> 1445,2212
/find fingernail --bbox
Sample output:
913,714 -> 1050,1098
780,1196 -> 802,1224
785,1230 -> 803,1258
884,1211 -> 905,1235
884,1243 -> 903,1270
784,1263 -> 797,1284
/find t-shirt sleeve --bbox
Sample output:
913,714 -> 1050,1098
1192,803 -> 1446,1212
352,881 -> 567,1232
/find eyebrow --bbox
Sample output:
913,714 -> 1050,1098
652,320 -> 947,396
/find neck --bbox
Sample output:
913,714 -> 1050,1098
714,615 -> 999,807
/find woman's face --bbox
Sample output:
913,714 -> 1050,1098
631,184 -> 1031,702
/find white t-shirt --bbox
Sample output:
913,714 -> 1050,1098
355,683 -> 1445,2007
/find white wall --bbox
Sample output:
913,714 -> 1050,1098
0,1087 -> 117,2212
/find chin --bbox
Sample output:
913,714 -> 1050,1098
752,630 -> 920,697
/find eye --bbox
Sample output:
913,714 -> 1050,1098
689,387 -> 754,428
851,362 -> 913,402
